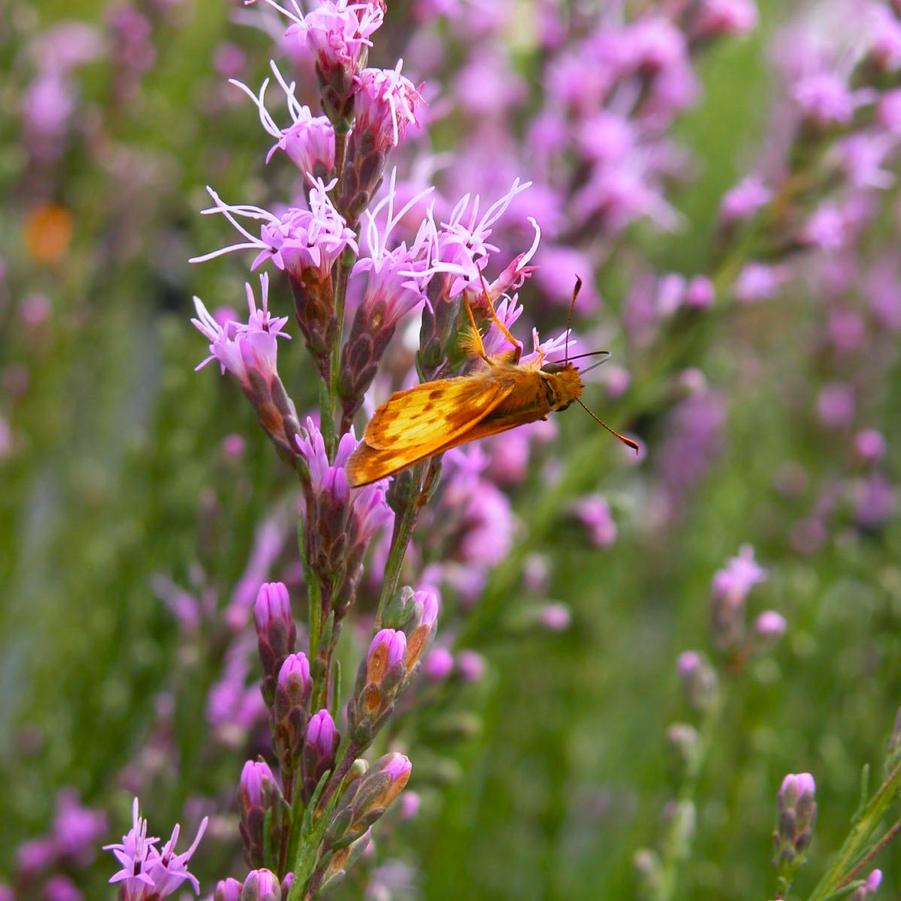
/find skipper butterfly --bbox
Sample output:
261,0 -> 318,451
347,278 -> 638,488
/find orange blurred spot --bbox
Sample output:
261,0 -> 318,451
23,204 -> 73,266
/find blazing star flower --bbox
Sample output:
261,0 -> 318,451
230,60 -> 335,177
104,798 -> 159,898
425,179 -> 532,295
144,816 -> 209,897
190,180 -> 357,277
280,0 -> 385,77
192,274 -> 290,391
720,175 -> 772,222
694,0 -> 759,38
712,545 -> 767,604
354,61 -> 425,151
793,71 -> 872,127
53,789 -> 108,860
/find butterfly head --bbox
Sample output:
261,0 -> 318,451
540,361 -> 583,411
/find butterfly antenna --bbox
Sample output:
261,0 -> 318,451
579,357 -> 611,376
575,398 -> 639,453
565,277 -> 582,366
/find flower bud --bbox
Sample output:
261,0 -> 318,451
773,773 -> 817,869
302,709 -> 340,801
273,652 -> 312,773
366,628 -> 407,687
423,648 -> 454,682
456,650 -> 486,683
852,869 -> 882,901
319,829 -> 372,893
241,869 -> 281,901
404,586 -> 440,671
538,602 -> 571,632
753,611 -> 787,650
380,586 -> 418,631
676,651 -> 718,713
666,723 -> 700,785
326,753 -> 411,849
239,760 -> 281,868
215,878 -> 244,901
254,582 -> 296,706
633,848 -> 663,898
400,791 -> 421,820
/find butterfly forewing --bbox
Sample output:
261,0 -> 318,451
347,373 -> 517,486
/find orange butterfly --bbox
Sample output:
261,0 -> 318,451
346,279 -> 637,488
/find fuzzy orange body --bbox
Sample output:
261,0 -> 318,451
346,360 -> 584,487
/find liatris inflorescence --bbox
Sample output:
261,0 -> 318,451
183,0 -> 583,895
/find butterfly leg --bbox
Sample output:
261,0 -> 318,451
463,299 -> 491,363
475,266 -> 521,358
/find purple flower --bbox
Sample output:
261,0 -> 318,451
775,772 -> 817,867
839,133 -> 895,190
456,649 -> 485,683
285,0 -> 384,78
354,63 -> 425,151
694,0 -> 758,38
400,790 -> 421,819
104,799 -> 157,897
454,479 -> 515,567
17,836 -> 58,877
733,262 -> 787,303
412,586 -> 440,629
367,628 -> 407,675
306,708 -> 339,758
780,772 -> 815,802
43,875 -> 83,901
240,759 -> 277,811
104,798 -> 164,900
53,789 -> 108,859
384,752 -> 413,783
712,545 -> 767,604
573,495 -> 617,548
538,602 -> 571,632
852,869 -> 883,901
869,4 -> 901,70
802,204 -> 848,251
145,816 -> 209,897
720,175 -> 771,222
854,474 -> 896,528
232,61 -> 336,177
241,868 -> 282,901
190,181 -> 357,277
192,275 -> 290,391
817,382 -> 855,429
854,429 -> 886,463
754,611 -> 787,648
422,647 -> 454,681
793,71 -> 871,126
215,878 -> 244,901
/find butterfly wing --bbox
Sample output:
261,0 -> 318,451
348,374 -> 515,486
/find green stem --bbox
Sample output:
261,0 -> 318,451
807,760 -> 901,901
657,696 -> 723,900
375,487 -> 423,627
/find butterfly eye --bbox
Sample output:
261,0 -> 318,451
541,361 -> 567,374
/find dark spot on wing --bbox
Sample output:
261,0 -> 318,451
422,403 -> 434,413
428,389 -> 443,400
